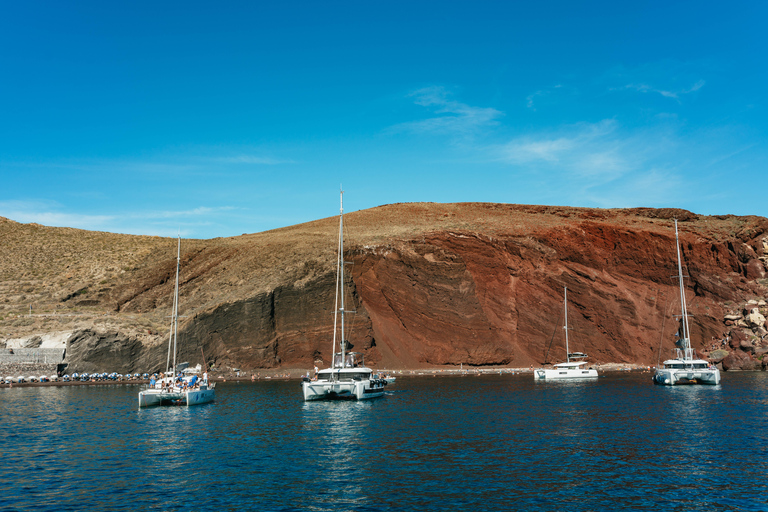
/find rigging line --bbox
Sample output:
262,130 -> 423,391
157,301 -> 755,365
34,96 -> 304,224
656,292 -> 673,369
569,308 -> 581,355
342,264 -> 361,348
543,310 -> 563,365
332,213 -> 342,360
340,206 -> 360,348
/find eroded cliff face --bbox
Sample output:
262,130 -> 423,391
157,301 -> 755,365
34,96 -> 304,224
65,329 -> 154,373
349,222 -> 762,368
3,205 -> 768,372
165,211 -> 768,371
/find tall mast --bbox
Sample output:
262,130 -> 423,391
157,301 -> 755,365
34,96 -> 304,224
172,235 -> 181,375
339,190 -> 347,366
564,286 -> 570,363
165,235 -> 181,374
330,190 -> 344,368
331,217 -> 340,366
674,220 -> 691,359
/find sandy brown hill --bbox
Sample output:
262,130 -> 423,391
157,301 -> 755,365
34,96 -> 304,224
1,204 -> 767,373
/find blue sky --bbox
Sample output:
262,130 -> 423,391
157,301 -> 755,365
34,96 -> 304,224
1,1 -> 766,238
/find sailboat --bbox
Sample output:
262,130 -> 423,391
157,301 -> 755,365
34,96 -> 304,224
138,236 -> 216,407
653,220 -> 721,386
301,191 -> 387,401
534,287 -> 599,380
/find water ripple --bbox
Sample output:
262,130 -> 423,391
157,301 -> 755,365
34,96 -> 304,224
1,374 -> 767,511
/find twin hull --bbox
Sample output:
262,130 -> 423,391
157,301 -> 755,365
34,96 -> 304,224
535,368 -> 599,380
653,368 -> 721,386
138,386 -> 216,407
302,379 -> 385,401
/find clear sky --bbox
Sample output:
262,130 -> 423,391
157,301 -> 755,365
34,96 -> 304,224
1,1 -> 766,239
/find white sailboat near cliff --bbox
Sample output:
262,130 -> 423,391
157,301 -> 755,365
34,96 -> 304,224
138,236 -> 216,407
534,287 -> 599,380
653,220 -> 721,386
301,191 -> 388,401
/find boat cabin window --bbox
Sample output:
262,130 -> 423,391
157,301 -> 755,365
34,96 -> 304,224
340,372 -> 369,381
666,362 -> 710,369
316,371 -> 369,381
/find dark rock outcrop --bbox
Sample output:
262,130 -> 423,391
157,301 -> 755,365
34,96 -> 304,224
65,329 -> 160,373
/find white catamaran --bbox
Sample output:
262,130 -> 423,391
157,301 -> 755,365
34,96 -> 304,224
534,287 -> 599,380
138,236 -> 216,407
301,191 -> 387,401
653,220 -> 721,386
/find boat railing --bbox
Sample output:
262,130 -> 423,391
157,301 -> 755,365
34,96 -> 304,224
672,348 -> 699,361
333,351 -> 364,368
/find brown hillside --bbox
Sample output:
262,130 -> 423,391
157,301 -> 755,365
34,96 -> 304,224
1,203 -> 767,373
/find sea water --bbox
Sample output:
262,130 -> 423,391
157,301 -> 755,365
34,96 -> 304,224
1,373 -> 767,511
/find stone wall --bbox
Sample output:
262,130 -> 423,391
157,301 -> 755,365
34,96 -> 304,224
0,361 -> 61,377
0,348 -> 65,365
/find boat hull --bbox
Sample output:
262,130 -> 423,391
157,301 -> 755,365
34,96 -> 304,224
185,387 -> 216,405
534,368 -> 599,380
138,385 -> 215,407
653,368 -> 720,386
302,379 -> 386,401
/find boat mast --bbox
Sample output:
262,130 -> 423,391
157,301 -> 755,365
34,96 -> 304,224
674,219 -> 692,360
564,286 -> 570,363
172,235 -> 181,376
330,190 -> 344,369
165,235 -> 181,375
339,190 -> 347,367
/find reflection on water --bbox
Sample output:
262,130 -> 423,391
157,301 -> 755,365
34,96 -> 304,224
301,400 -> 376,510
1,374 -> 767,511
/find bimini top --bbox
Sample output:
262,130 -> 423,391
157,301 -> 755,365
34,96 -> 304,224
553,361 -> 590,369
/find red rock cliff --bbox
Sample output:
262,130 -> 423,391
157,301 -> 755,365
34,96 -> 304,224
164,205 -> 768,371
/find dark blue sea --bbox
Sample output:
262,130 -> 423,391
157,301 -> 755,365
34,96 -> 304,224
1,372 -> 767,511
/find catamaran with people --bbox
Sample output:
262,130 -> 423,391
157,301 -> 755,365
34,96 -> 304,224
653,220 -> 721,386
301,191 -> 388,401
534,287 -> 599,380
138,236 -> 216,407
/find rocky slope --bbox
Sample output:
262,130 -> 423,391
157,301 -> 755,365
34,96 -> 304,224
1,203 -> 767,373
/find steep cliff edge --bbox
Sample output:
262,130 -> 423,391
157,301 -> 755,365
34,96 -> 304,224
1,204 -> 767,372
